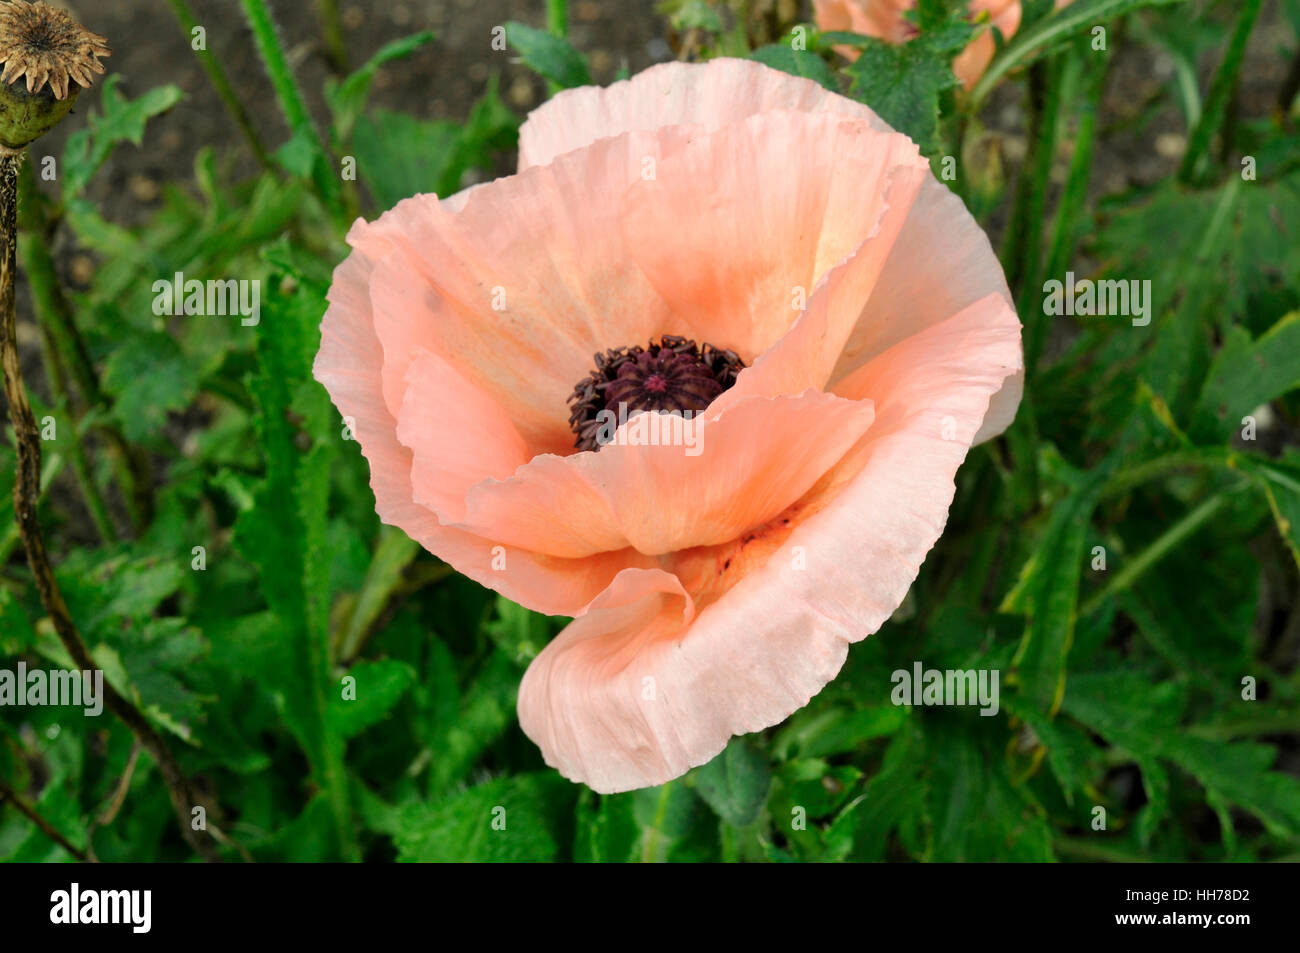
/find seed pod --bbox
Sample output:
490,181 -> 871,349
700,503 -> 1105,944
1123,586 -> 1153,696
0,0 -> 109,151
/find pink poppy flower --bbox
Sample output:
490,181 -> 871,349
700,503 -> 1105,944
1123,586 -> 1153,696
314,58 -> 1023,793
814,0 -> 1069,90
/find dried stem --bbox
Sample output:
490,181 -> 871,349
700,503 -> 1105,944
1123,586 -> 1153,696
0,151 -> 219,862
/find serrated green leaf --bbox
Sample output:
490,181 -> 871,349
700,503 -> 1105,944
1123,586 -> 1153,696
750,44 -> 840,91
395,773 -> 572,861
844,21 -> 972,153
102,333 -> 197,442
62,76 -> 183,198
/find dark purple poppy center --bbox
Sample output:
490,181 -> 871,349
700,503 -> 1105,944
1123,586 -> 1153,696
567,335 -> 745,452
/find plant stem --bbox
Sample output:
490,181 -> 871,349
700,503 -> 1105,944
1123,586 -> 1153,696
1081,489 -> 1234,616
544,0 -> 570,96
1004,58 -> 1063,320
0,779 -> 89,861
1277,44 -> 1300,124
0,448 -> 60,568
547,0 -> 568,38
239,0 -> 344,215
0,152 -> 219,862
314,0 -> 350,75
165,0 -> 273,170
16,181 -> 152,530
1178,0 -> 1263,184
48,397 -> 116,545
1043,44 -> 1111,304
1098,447 -> 1238,502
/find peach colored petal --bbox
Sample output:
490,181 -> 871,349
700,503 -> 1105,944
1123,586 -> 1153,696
395,348 -> 530,523
516,59 -> 1018,443
707,155 -> 928,413
517,58 -> 892,172
460,452 -> 625,559
455,391 -> 875,558
314,246 -> 650,617
349,125 -> 700,457
619,109 -> 927,361
518,296 -> 1021,792
517,568 -> 701,794
830,175 -> 1022,442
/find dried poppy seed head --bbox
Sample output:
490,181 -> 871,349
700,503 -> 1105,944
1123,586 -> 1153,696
0,0 -> 108,151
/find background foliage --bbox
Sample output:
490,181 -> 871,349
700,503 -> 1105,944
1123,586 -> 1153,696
2,0 -> 1300,862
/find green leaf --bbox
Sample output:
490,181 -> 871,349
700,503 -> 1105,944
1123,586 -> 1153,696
505,21 -> 591,89
352,79 -> 518,210
325,31 -> 437,143
844,21 -> 972,153
1063,672 -> 1300,841
665,0 -> 724,33
1248,451 -> 1300,569
427,650 -> 517,793
574,791 -> 640,863
1173,738 -> 1300,839
633,781 -> 711,861
750,45 -> 840,91
1193,312 -> 1300,439
61,76 -> 183,198
1009,701 -> 1098,805
395,773 -> 573,861
102,333 -> 197,442
771,759 -> 863,825
691,738 -> 772,827
483,596 -> 550,664
825,726 -> 924,861
235,280 -> 353,858
926,720 -> 1054,861
772,703 -> 906,760
118,618 -> 209,739
0,587 -> 35,654
1002,451 -> 1107,715
330,659 -> 417,738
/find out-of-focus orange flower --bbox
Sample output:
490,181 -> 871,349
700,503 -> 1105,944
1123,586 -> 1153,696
815,0 -> 1071,90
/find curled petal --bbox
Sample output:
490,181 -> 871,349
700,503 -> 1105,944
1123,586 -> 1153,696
519,295 -> 1022,792
314,247 -> 651,616
455,390 -> 875,558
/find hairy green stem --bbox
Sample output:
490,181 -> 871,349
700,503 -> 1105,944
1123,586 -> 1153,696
1043,45 -> 1111,303
1098,448 -> 1238,502
239,0 -> 344,215
1004,59 -> 1063,317
166,0 -> 273,170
